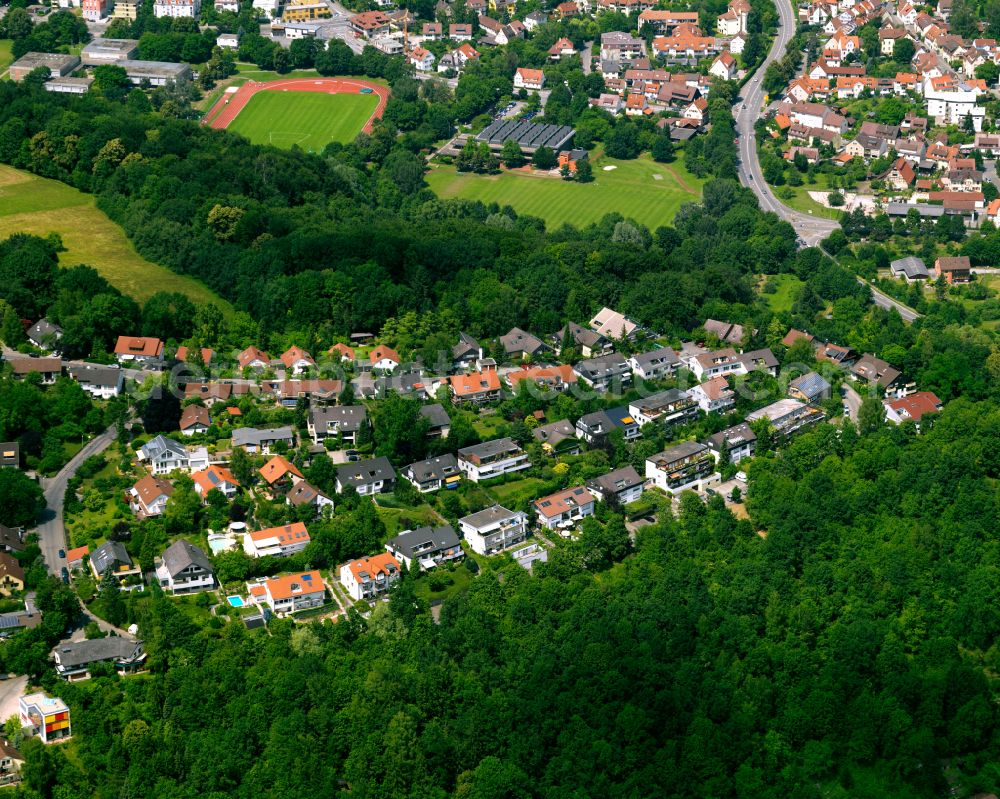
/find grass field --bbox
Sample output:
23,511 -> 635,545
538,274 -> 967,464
0,165 -> 233,310
0,40 -> 13,76
426,153 -> 706,230
760,273 -> 805,312
227,90 -> 380,151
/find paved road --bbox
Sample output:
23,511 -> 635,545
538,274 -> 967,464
37,426 -> 117,578
861,277 -> 922,322
581,41 -> 593,75
734,0 -> 840,247
841,382 -> 862,423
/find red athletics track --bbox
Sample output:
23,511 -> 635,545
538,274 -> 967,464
204,78 -> 389,135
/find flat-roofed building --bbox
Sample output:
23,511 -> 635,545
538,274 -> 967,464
44,76 -> 93,94
19,693 -> 70,744
118,60 -> 192,86
10,52 -> 80,82
81,38 -> 140,64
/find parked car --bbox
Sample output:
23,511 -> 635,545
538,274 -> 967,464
60,567 -> 69,584
58,548 -> 65,559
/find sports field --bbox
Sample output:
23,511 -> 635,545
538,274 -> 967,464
226,90 -> 380,151
426,154 -> 706,230
0,165 -> 233,311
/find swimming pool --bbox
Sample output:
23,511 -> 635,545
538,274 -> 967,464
227,596 -> 245,608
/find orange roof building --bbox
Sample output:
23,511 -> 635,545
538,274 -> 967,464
191,465 -> 240,498
339,553 -> 401,600
114,336 -> 163,361
259,455 -> 303,485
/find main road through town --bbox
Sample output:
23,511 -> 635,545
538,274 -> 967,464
734,0 -> 839,247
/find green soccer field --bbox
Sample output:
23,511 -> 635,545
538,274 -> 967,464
425,153 -> 706,231
226,90 -> 379,151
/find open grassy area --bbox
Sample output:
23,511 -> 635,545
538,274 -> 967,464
487,476 -> 547,506
227,90 -> 379,151
426,153 -> 706,230
777,173 -> 845,221
0,165 -> 233,311
760,273 -> 805,312
376,502 -> 442,536
0,40 -> 13,75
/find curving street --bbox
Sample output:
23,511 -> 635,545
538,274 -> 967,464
734,0 -> 840,247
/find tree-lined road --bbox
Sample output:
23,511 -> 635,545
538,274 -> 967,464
734,0 -> 839,247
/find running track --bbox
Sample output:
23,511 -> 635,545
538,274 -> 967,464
204,77 -> 389,135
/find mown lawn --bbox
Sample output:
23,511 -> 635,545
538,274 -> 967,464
778,173 -> 845,221
487,477 -> 547,506
0,40 -> 13,75
0,165 -> 234,311
227,90 -> 379,151
426,153 -> 706,231
760,273 -> 805,312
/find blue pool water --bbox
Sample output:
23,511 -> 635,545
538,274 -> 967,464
227,596 -> 244,608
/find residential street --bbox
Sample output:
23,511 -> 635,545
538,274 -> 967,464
858,277 -> 922,322
734,0 -> 839,247
37,426 -> 116,578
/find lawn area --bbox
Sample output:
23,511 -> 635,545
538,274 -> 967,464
413,563 -> 474,603
0,165 -> 234,311
777,173 -> 844,221
227,90 -> 379,151
426,153 -> 706,230
0,40 -> 13,75
376,502 -> 442,536
487,476 -> 547,506
760,273 -> 805,312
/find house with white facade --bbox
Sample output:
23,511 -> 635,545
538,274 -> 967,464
243,523 -> 311,558
339,553 -> 400,601
155,540 -> 215,594
459,505 -> 529,555
457,438 -> 530,482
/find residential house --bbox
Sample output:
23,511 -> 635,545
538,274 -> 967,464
702,318 -> 745,345
52,638 -> 145,680
0,739 -> 22,786
285,480 -> 334,513
850,353 -> 915,396
686,348 -> 743,381
514,67 -> 545,89
709,51 -> 737,80
19,694 -> 70,744
501,328 -> 548,359
704,422 -> 756,463
458,438 -> 530,482
0,554 -> 23,596
879,25 -> 908,55
534,485 -> 595,529
785,102 -> 848,133
628,347 -> 681,381
90,541 -> 140,582
237,346 -> 271,371
403,454 -> 462,492
137,435 -> 188,475
934,255 -> 971,284
452,332 -> 482,370
637,9 -> 699,31
645,441 -> 717,493
782,328 -> 814,347
335,456 -> 396,495
67,365 -> 123,399
281,346 -> 314,375
259,455 -> 304,492
422,21 -> 442,38
574,353 -> 632,392
349,10 -> 391,37
450,370 -> 502,404
231,426 -> 295,454
556,322 -> 611,358
923,75 -> 985,130
600,31 -> 646,61
746,398 -> 826,438
586,465 -> 644,505
575,406 -> 641,444
737,348 -> 779,377
9,358 -> 62,385
308,405 -> 368,445
175,346 -> 214,365
788,371 -> 831,403
506,364 -> 577,393
155,540 -> 215,594
532,419 -> 581,455
339,554 -> 399,601
244,522 -> 311,557
884,391 -> 942,425
459,505 -> 528,555
419,403 -> 451,438
407,46 -> 436,71
386,525 -> 464,570
183,383 -> 232,406
589,307 -> 639,339
259,570 -> 325,614
886,157 -> 916,190
192,465 -> 239,500
548,37 -> 577,59
890,256 -> 930,281
129,474 -> 173,517
179,404 -> 211,436
26,319 -> 62,352
524,10 -> 549,30
114,336 -> 163,365
687,376 -> 736,413
0,525 -> 23,553
449,22 -> 473,39
815,342 -> 857,365
628,389 -> 699,427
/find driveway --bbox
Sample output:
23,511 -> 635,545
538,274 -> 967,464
841,382 -> 862,423
0,675 -> 28,724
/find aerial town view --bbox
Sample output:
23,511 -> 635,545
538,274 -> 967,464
0,0 -> 998,792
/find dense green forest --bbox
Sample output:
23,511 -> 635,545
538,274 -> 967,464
0,404 -> 997,799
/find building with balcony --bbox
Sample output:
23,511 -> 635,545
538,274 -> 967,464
745,399 -> 826,439
386,525 -> 464,570
339,554 -> 400,601
534,485 -> 595,530
457,438 -> 530,482
645,441 -> 717,493
19,694 -> 70,744
459,505 -> 529,555
628,389 -> 698,427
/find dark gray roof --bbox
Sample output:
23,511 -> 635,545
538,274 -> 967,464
532,419 -> 576,446
405,453 -> 460,482
453,332 -> 481,360
577,406 -> 636,434
337,456 -> 396,486
738,348 -> 778,372
651,440 -> 708,463
0,525 -> 23,551
140,435 -> 187,461
310,405 -> 367,433
705,422 -> 756,450
0,612 -> 39,631
68,364 -> 121,388
889,256 -> 929,278
460,504 -> 523,529
587,466 -> 643,497
0,443 -> 19,469
574,353 -> 630,381
458,437 -> 523,460
630,348 -> 680,368
27,318 -> 61,343
160,540 -> 212,579
387,525 -> 460,561
91,541 -> 132,576
419,403 -> 450,430
788,371 -> 831,400
558,322 -> 608,351
632,388 -> 690,412
232,426 -> 294,447
500,327 -> 547,356
53,637 -> 143,668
